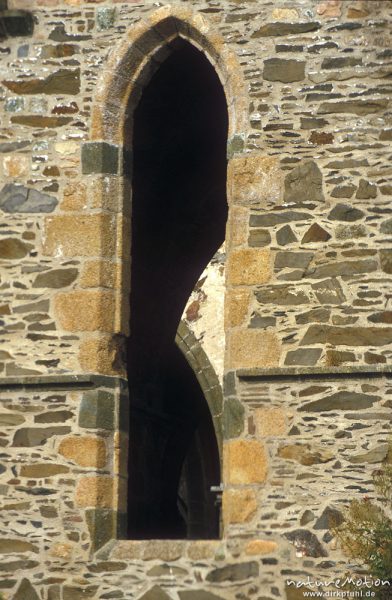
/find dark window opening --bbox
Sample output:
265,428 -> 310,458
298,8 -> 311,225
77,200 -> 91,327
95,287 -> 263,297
126,39 -> 228,539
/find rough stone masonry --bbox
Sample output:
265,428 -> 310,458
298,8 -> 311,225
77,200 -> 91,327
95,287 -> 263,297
0,0 -> 391,599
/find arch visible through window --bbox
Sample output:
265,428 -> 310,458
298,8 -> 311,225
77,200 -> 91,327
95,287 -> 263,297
124,38 -> 228,539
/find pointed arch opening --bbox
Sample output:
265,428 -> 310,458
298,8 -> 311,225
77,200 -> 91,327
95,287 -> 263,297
125,38 -> 228,539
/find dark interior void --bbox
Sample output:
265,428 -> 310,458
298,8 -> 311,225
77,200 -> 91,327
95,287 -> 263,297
126,40 -> 228,539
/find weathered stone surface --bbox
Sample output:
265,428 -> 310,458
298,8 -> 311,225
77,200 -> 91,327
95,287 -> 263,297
250,211 -> 309,227
12,427 -> 70,447
283,160 -> 324,204
356,178 -> 377,199
263,58 -> 305,83
307,259 -> 377,279
299,391 -> 379,412
223,488 -> 257,524
43,214 -> 116,258
54,290 -> 115,332
284,529 -> 327,558
3,69 -> 80,95
206,561 -> 259,582
284,348 -> 322,366
63,586 -> 98,600
20,464 -> 69,477
0,238 -> 29,259
256,286 -> 309,306
33,268 -> 78,289
75,476 -> 113,508
0,183 -> 57,213
254,407 -> 287,437
147,564 -> 186,577
380,218 -> 392,235
328,203 -> 364,222
59,436 -> 107,468
227,248 -> 271,285
331,184 -> 356,198
249,313 -> 276,328
79,390 -> 114,430
311,278 -> 345,304
300,325 -> 392,346
275,252 -> 313,270
13,579 -> 40,600
0,413 -> 25,426
248,228 -> 271,247
245,539 -> 278,555
368,311 -> 392,324
322,56 -> 362,69
225,439 -> 268,484
314,506 -> 344,529
325,350 -> 355,366
301,223 -> 331,243
179,592 -> 224,600
309,131 -> 334,145
228,329 -> 281,369
254,22 -> 319,37
82,142 -> 119,175
318,99 -> 388,115
225,288 -> 250,328
11,115 -> 72,128
278,443 -> 334,465
380,249 -> 392,274
228,154 -> 282,206
349,444 -> 390,464
132,587 -> 172,600
0,539 -> 37,553
277,224 -> 297,245
223,397 -> 245,438
335,223 -> 367,240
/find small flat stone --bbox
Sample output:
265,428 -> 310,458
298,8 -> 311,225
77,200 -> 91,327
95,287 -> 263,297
380,218 -> 392,234
321,57 -> 362,69
356,179 -> 377,199
284,529 -> 327,558
223,397 -> 245,438
299,391 -> 379,412
331,185 -> 356,199
11,115 -> 72,128
284,348 -> 322,366
32,268 -> 78,288
0,539 -> 37,553
250,211 -> 309,227
328,203 -> 364,222
12,427 -> 71,447
301,223 -> 331,243
319,99 -> 388,115
206,561 -> 259,582
311,278 -> 345,305
284,160 -> 324,204
278,443 -> 334,465
314,506 -> 343,529
0,238 -> 29,259
256,286 -> 309,306
263,58 -> 305,83
248,228 -> 271,247
276,224 -> 297,245
0,183 -> 57,213
253,22 -> 320,37
349,444 -> 390,464
12,579 -> 40,600
275,251 -> 313,270
380,249 -> 392,274
3,69 -> 80,95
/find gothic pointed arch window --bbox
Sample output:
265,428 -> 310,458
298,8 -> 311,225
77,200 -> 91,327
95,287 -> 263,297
124,38 -> 228,539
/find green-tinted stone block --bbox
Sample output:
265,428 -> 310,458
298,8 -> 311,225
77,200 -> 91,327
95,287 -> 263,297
85,508 -> 118,552
81,142 -> 119,175
5,97 -> 24,112
223,371 -> 236,396
96,7 -> 116,31
79,390 -> 115,430
227,134 -> 245,159
223,397 -> 245,439
119,392 -> 129,433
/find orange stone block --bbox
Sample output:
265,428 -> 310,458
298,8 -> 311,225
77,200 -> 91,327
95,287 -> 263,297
75,476 -> 114,508
58,436 -> 107,468
225,439 -> 268,484
245,539 -> 278,555
227,329 -> 281,369
79,334 -> 126,376
54,290 -> 115,332
225,288 -> 251,328
228,154 -> 282,206
227,248 -> 271,286
254,408 -> 287,437
222,488 -> 257,524
43,214 -> 116,258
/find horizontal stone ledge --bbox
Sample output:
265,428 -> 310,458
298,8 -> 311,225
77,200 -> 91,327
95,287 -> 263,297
236,364 -> 392,381
0,373 -> 127,392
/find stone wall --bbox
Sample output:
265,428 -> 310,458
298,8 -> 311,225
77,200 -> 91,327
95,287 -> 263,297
0,1 -> 392,599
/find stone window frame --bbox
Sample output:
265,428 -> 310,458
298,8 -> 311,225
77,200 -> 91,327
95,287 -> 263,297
79,6 -> 248,553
